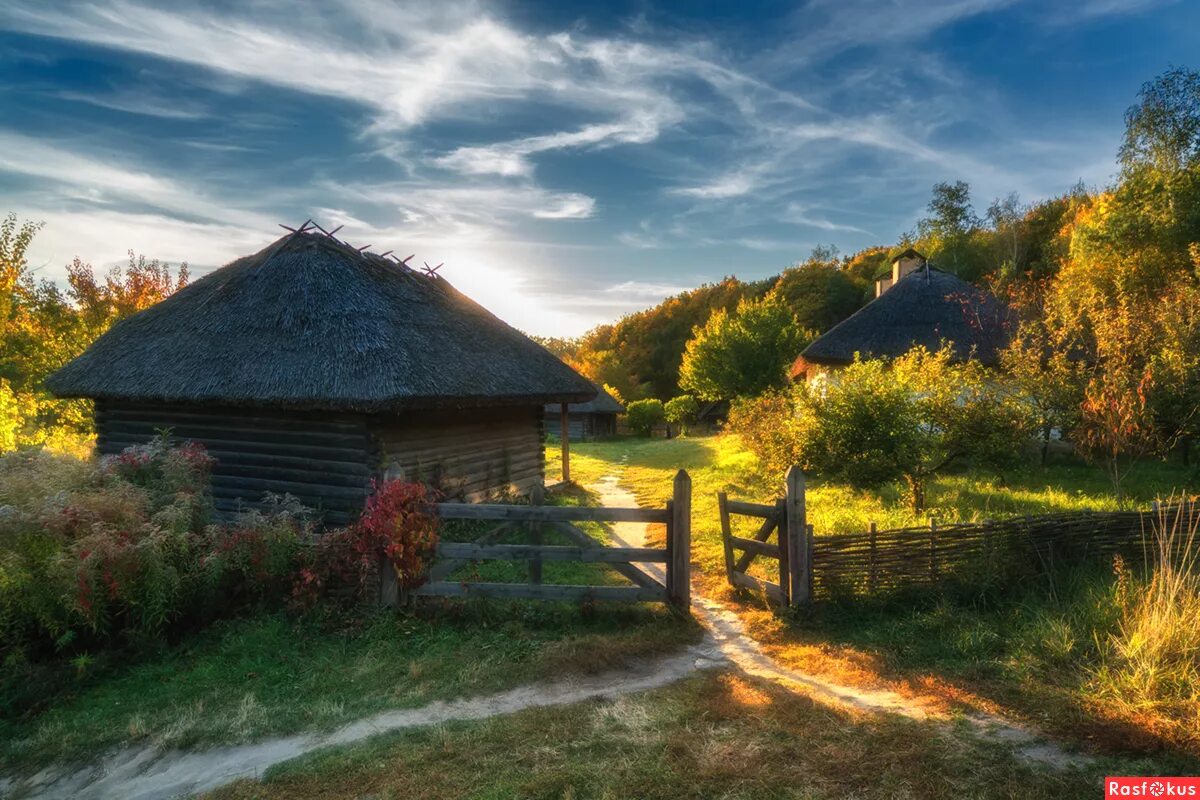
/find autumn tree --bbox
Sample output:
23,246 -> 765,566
679,292 -> 811,402
773,245 -> 864,333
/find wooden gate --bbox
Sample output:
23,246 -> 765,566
717,466 -> 810,608
385,471 -> 692,614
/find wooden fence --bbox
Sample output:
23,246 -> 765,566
718,467 -> 810,609
383,471 -> 692,613
720,469 -> 1198,604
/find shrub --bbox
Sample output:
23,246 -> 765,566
296,480 -> 439,607
664,395 -> 699,436
626,399 -> 665,437
727,391 -> 804,478
198,495 -> 311,611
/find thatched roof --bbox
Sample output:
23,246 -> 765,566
796,266 -> 1014,372
48,232 -> 596,411
543,383 -> 624,415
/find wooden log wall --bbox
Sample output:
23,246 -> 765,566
371,406 -> 544,501
95,400 -> 371,526
810,503 -> 1200,600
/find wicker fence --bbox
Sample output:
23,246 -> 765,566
719,468 -> 1199,604
811,502 -> 1200,600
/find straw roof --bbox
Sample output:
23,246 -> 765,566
48,232 -> 596,411
797,265 -> 1014,371
543,383 -> 624,415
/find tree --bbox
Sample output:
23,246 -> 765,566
999,321 -> 1088,465
791,347 -> 1030,513
1120,65 -> 1200,176
679,292 -> 811,401
986,192 -> 1029,277
773,247 -> 863,333
626,399 -> 665,437
917,181 -> 987,280
664,395 -> 699,437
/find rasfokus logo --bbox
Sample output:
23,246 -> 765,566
1107,778 -> 1200,797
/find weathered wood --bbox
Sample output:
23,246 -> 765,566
560,403 -> 570,483
732,513 -> 781,573
729,571 -> 785,604
545,520 -> 664,589
435,542 -> 668,563
785,466 -> 808,606
725,500 -> 777,517
435,503 -> 668,523
668,470 -> 692,612
868,522 -> 878,594
718,492 -> 735,584
378,553 -> 399,609
775,498 -> 790,604
528,482 -> 544,585
426,521 -> 518,582
729,536 -> 781,559
414,581 -> 667,603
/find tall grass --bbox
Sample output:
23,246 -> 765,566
1092,499 -> 1200,747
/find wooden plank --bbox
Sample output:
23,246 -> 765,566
560,402 -> 570,482
718,492 -> 735,585
785,466 -> 809,606
414,581 -> 667,603
529,483 -> 543,585
729,536 -> 781,559
435,542 -> 668,563
546,520 -> 665,590
435,503 -> 668,523
426,521 -> 519,582
669,470 -> 691,612
732,513 -> 780,573
725,500 -> 778,518
729,571 -> 785,605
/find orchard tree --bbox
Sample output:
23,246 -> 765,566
664,394 -> 699,437
679,292 -> 811,401
792,347 -> 1030,513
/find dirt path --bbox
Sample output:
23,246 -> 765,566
6,641 -> 726,800
591,465 -> 1091,771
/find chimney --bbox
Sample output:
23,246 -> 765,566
876,248 -> 927,296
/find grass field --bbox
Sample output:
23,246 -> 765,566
209,670 -> 1172,800
549,434 -> 1200,759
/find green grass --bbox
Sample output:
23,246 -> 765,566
208,669 -> 1184,800
552,434 -> 1200,758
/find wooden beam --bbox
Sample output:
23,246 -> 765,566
785,466 -> 809,606
560,402 -> 570,483
435,542 -> 668,563
668,469 -> 692,612
435,502 -> 668,523
414,581 -> 667,603
546,520 -> 665,590
730,536 -> 781,559
529,482 -> 543,585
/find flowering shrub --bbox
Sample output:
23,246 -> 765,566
197,495 -> 310,610
295,481 -> 439,608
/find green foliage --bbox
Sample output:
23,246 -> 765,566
663,395 -> 699,435
735,348 -> 1031,512
772,257 -> 863,333
679,292 -> 812,402
625,398 -> 665,437
0,214 -> 188,452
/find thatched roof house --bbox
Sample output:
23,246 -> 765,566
792,254 -> 1013,381
49,230 -> 595,523
543,383 -> 623,441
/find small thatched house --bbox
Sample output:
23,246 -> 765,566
48,230 -> 595,523
543,384 -> 623,441
792,251 -> 1013,382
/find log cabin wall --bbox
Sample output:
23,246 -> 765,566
95,400 -> 372,526
371,406 -> 545,500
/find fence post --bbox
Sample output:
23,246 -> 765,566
868,522 -> 878,594
785,466 -> 809,606
560,403 -> 571,483
668,470 -> 692,613
929,518 -> 938,582
377,461 -> 404,608
776,498 -> 789,604
529,481 -> 544,585
718,492 -> 735,585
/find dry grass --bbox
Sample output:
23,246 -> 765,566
208,671 -> 1135,800
1091,501 -> 1200,750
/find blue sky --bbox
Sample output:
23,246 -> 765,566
0,1 -> 1196,336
